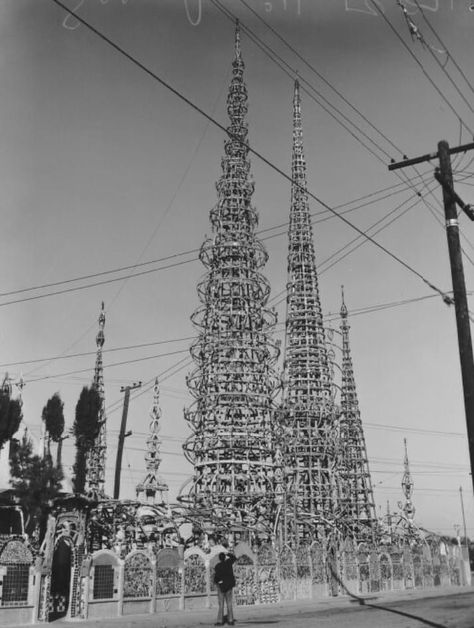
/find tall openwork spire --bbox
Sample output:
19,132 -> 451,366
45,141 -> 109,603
338,287 -> 377,539
179,22 -> 280,540
136,378 -> 169,505
85,302 -> 107,498
401,438 -> 415,524
281,80 -> 337,544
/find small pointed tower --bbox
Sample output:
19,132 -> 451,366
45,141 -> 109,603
338,287 -> 377,539
281,80 -> 338,544
136,378 -> 169,505
85,302 -> 107,498
401,438 -> 415,524
180,22 -> 280,538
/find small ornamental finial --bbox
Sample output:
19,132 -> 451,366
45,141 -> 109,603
340,285 -> 348,318
402,437 -> 415,522
293,78 -> 301,111
294,77 -> 300,96
234,19 -> 241,59
96,302 -> 105,349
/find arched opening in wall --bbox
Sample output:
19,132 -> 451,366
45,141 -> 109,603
49,539 -> 72,621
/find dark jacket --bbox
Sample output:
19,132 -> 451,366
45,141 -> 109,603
214,554 -> 236,592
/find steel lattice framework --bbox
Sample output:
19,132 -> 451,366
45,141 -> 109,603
337,290 -> 377,539
136,378 -> 169,505
179,23 -> 280,538
84,302 -> 107,499
280,81 -> 338,544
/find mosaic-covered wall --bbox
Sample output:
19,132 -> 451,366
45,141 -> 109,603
0,506 -> 470,627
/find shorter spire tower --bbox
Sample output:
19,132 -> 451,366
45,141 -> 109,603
136,378 -> 169,505
85,302 -> 107,498
401,438 -> 415,524
338,288 -> 377,539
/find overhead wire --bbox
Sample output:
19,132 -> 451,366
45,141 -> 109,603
412,0 -> 474,98
21,289 -> 474,402
232,0 -> 474,268
106,65 -> 230,309
269,183 -> 437,307
211,0 -> 469,294
369,0 -> 474,137
397,1 -> 474,114
0,335 -> 195,369
25,348 -> 189,384
237,0 -> 404,159
212,0 -> 392,164
49,0 -> 452,306
0,248 -> 199,299
0,170 -> 435,306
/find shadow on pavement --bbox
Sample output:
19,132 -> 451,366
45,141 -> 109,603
363,601 -> 447,628
329,565 -> 448,628
236,622 -> 280,625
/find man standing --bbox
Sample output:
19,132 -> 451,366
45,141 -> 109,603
214,550 -> 236,625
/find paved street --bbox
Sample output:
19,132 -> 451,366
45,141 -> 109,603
19,587 -> 474,628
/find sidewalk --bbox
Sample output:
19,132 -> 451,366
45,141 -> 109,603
28,585 -> 473,628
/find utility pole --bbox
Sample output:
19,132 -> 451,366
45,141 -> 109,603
113,381 -> 142,500
389,140 -> 474,496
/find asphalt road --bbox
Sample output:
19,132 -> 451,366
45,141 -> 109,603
234,591 -> 474,628
11,588 -> 474,628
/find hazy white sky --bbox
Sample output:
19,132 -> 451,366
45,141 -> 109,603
1,0 -> 473,536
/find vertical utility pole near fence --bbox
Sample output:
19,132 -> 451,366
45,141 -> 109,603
113,381 -> 142,499
389,140 -> 474,496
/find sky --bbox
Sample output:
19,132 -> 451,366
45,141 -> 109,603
0,0 -> 473,538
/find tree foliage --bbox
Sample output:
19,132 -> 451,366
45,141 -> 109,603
42,393 -> 65,443
0,378 -> 22,451
72,386 -> 101,494
10,431 -> 63,538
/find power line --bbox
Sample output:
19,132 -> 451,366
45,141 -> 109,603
0,254 -> 198,308
397,1 -> 474,115
412,0 -> 474,98
230,0 -> 449,229
0,248 -> 199,299
369,0 -> 474,137
234,0 -> 474,268
0,335 -> 194,369
0,172 -> 434,307
208,1 -> 461,297
0,296 -> 415,380
269,185 -> 436,307
8,290 -> 466,375
212,0 -> 390,163
237,0 -> 402,159
25,348 -> 189,384
49,0 -> 451,305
